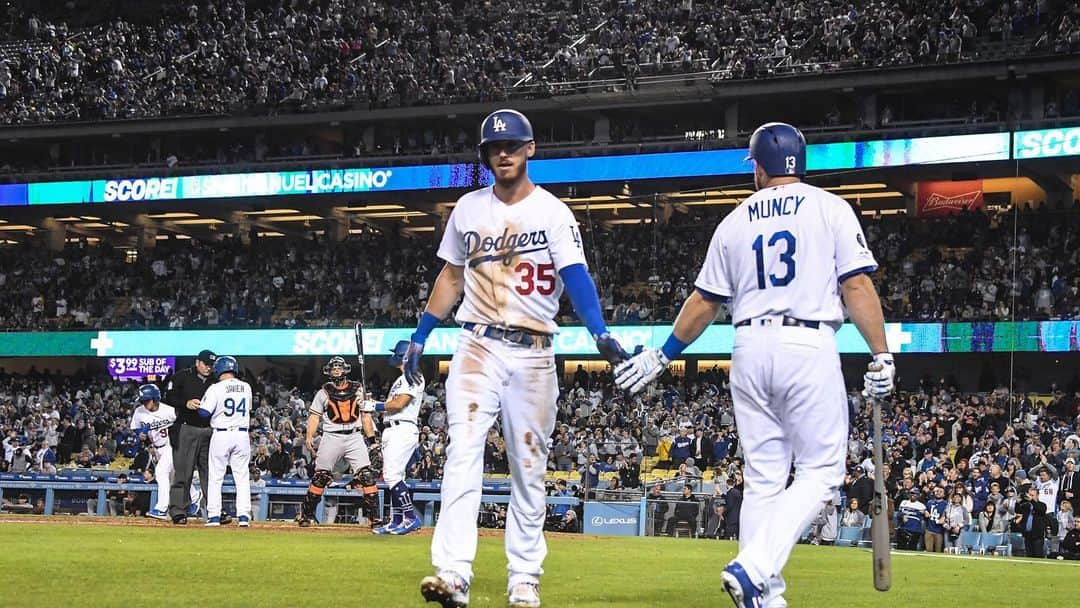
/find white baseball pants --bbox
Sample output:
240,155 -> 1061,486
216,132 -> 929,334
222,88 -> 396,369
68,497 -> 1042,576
729,320 -> 848,601
431,332 -> 558,586
381,422 -> 419,486
207,430 -> 252,519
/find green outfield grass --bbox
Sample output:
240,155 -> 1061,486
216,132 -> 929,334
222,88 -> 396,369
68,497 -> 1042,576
1,520 -> 1074,607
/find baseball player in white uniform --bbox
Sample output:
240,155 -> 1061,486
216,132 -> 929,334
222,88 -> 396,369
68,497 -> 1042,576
367,340 -> 426,535
195,356 -> 253,527
130,384 -> 179,520
614,122 -> 896,608
404,109 -> 627,608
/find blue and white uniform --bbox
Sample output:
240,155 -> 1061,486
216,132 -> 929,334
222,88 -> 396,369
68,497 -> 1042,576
382,373 -> 425,487
695,180 -> 877,599
198,377 -> 253,521
130,402 -> 177,513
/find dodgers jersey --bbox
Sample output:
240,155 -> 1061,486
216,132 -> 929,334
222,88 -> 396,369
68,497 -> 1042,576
695,181 -> 878,325
198,378 -> 253,430
385,372 -> 425,423
130,403 -> 176,449
438,185 -> 587,334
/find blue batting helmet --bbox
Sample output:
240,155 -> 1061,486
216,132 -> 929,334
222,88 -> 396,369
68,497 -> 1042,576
388,340 -> 410,367
745,122 -> 806,177
137,384 -> 160,403
478,109 -> 534,169
212,355 -> 239,378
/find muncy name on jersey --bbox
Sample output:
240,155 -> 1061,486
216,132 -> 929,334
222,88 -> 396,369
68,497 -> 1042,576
748,195 -> 806,223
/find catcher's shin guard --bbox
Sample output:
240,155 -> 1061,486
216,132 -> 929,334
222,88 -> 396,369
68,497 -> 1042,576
352,466 -> 382,525
300,469 -> 333,523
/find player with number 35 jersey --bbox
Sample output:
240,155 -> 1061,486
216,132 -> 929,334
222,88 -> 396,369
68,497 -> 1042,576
408,109 -> 629,608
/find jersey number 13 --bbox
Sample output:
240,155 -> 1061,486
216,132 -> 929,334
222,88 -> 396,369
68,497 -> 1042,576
752,230 -> 796,289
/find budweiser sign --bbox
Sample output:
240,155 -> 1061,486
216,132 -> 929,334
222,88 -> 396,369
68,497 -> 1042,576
916,180 -> 984,217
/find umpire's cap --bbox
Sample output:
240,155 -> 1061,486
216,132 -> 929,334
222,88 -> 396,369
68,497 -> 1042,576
196,349 -> 217,365
477,109 -> 534,169
137,383 -> 160,403
388,340 -> 411,367
745,122 -> 806,178
212,355 -> 239,378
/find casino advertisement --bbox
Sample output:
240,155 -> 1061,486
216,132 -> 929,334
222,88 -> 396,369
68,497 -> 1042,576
107,356 -> 175,381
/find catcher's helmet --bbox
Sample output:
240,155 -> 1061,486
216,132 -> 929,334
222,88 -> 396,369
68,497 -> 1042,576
137,383 -> 160,403
212,355 -> 239,378
322,355 -> 351,378
388,340 -> 410,367
477,109 -> 534,169
745,122 -> 806,178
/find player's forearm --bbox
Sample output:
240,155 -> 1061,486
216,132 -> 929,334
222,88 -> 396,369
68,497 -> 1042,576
423,263 -> 465,322
305,413 -> 320,443
361,413 -> 376,438
663,290 -> 723,359
841,273 -> 889,354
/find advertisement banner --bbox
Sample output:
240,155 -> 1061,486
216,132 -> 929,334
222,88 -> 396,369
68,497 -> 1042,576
0,321 -> 1076,357
916,180 -> 984,216
583,501 -> 641,536
106,356 -> 175,381
1014,127 -> 1080,160
6,132 -> 1012,207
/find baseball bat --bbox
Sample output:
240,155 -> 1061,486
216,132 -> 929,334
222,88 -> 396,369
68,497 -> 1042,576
353,322 -> 368,387
353,322 -> 377,438
869,392 -> 892,592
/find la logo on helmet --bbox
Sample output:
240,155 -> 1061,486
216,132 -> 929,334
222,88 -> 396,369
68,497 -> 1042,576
492,115 -> 508,132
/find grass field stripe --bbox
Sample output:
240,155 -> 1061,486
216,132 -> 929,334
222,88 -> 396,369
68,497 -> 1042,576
867,549 -> 1080,567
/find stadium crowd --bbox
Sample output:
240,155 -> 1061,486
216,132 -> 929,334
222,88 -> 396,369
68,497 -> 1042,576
2,360 -> 1078,553
1,204 -> 1077,331
0,0 -> 1064,125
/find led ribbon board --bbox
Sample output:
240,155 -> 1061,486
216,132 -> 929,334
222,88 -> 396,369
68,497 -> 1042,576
0,132 -> 1012,207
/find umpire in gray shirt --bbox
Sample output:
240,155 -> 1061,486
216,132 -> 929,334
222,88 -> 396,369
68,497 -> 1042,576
167,349 -> 218,524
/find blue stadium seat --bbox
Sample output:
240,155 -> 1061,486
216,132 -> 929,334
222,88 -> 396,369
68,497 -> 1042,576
834,526 -> 862,547
856,526 -> 874,549
956,530 -> 982,554
1008,533 -> 1026,557
979,533 -> 1008,556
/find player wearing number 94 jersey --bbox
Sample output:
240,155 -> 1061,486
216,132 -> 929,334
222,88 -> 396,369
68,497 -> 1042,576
409,109 -> 628,608
196,356 -> 253,527
615,122 -> 894,608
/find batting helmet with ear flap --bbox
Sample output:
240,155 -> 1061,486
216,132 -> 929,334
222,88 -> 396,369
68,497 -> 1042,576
477,109 -> 534,170
745,122 -> 806,178
388,340 -> 410,367
137,384 -> 160,403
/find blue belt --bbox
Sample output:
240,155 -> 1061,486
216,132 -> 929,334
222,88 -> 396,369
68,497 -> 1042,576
214,427 -> 248,432
734,316 -> 820,329
462,322 -> 552,347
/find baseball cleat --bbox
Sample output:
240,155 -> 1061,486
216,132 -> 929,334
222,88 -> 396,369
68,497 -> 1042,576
508,582 -> 541,608
390,517 -> 422,535
296,514 -> 316,527
218,513 -> 233,525
373,522 -> 396,535
420,571 -> 470,608
765,597 -> 787,608
204,516 -> 221,527
146,508 -> 170,520
237,515 -> 250,527
721,562 -> 764,608
187,502 -> 200,517
172,515 -> 188,525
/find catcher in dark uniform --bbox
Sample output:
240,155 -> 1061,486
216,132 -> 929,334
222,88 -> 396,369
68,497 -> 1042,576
299,356 -> 383,527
